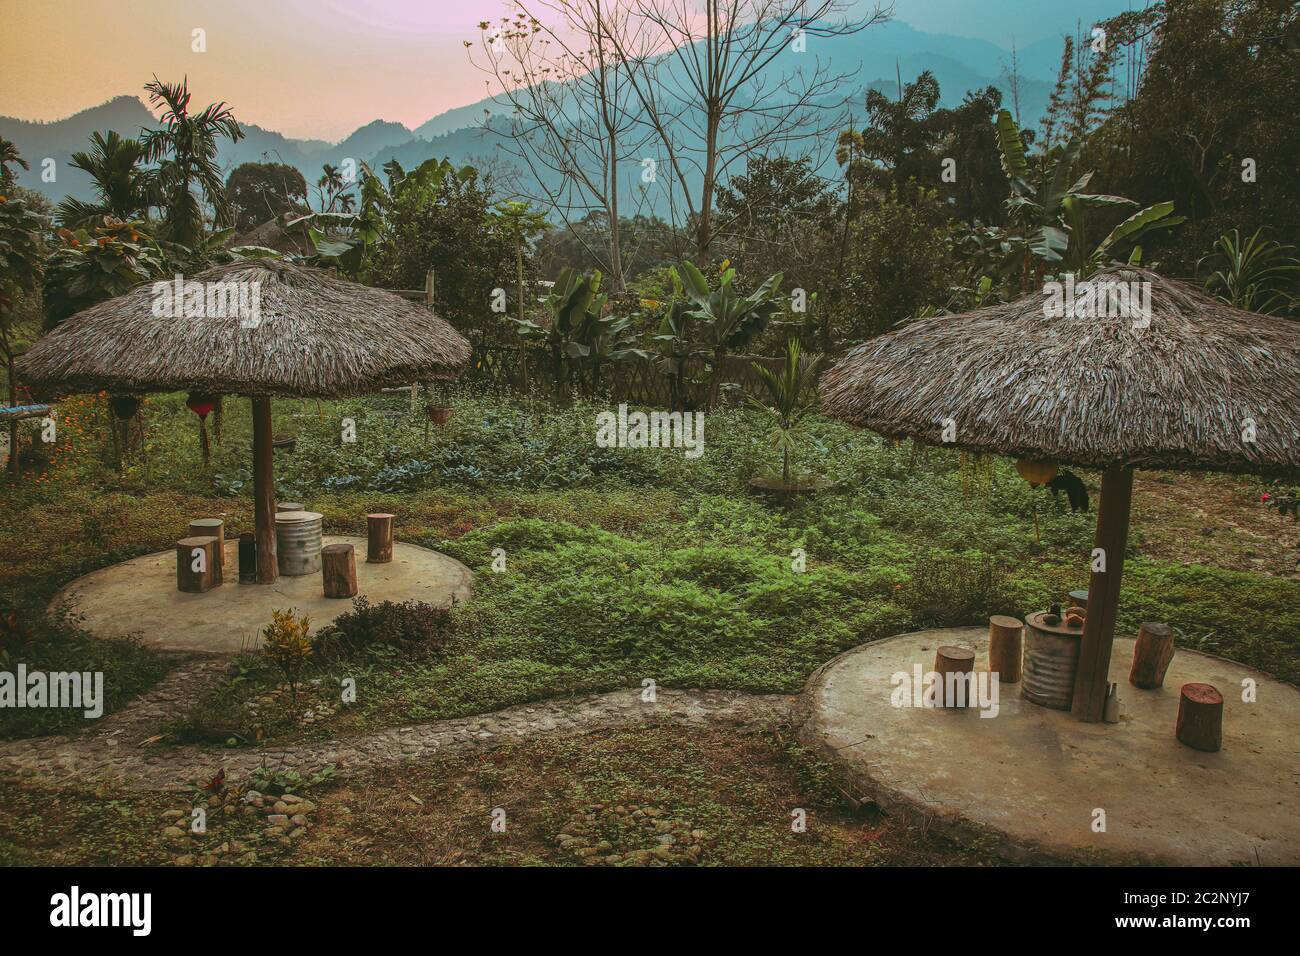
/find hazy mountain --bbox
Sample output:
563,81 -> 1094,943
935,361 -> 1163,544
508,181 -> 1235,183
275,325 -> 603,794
334,120 -> 416,162
2,18 -> 1089,214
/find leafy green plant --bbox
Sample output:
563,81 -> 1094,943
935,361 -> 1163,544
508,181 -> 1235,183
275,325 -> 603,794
510,267 -> 645,401
248,763 -> 336,796
673,261 -> 783,409
313,597 -> 456,660
55,131 -> 153,229
42,219 -> 165,329
897,551 -> 1018,627
0,186 -> 46,473
1199,229 -> 1300,316
749,338 -> 821,485
992,111 -> 1183,286
261,608 -> 313,717
651,299 -> 697,411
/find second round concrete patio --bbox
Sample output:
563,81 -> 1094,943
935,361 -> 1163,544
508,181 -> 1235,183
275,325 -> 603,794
51,536 -> 473,654
799,627 -> 1300,866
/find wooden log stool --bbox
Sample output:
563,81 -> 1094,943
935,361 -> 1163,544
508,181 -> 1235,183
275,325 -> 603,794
988,615 -> 1024,683
188,518 -> 225,568
1175,682 -> 1223,752
176,535 -> 222,592
322,543 -> 358,599
934,645 -> 976,707
1130,622 -> 1175,689
367,513 -> 395,563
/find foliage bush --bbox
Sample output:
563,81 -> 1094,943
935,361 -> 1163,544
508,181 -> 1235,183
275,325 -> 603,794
0,611 -> 173,739
896,550 -> 1019,627
313,597 -> 455,661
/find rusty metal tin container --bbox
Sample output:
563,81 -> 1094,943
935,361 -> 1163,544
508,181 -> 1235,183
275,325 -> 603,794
275,510 -> 323,576
1021,610 -> 1083,710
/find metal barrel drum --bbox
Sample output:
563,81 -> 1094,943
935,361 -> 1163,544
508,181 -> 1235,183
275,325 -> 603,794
275,510 -> 323,576
1021,610 -> 1083,710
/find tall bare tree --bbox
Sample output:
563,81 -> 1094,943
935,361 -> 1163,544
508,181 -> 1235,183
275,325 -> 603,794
472,1 -> 652,292
604,0 -> 890,265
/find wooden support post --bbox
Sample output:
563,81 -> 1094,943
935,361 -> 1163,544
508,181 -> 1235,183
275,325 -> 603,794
934,645 -> 976,708
176,536 -> 222,592
188,518 -> 225,569
322,543 -> 358,599
1130,622 -> 1175,689
251,397 -> 278,584
1072,465 -> 1134,722
1175,683 -> 1223,752
988,615 -> 1024,683
238,532 -> 256,584
366,513 -> 394,563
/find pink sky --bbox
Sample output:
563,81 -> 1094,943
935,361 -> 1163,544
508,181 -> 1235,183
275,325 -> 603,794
0,0 -> 524,140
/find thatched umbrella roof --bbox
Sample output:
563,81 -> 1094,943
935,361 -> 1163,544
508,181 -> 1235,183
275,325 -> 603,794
820,266 -> 1300,477
19,258 -> 470,586
819,265 -> 1300,724
20,258 -> 470,398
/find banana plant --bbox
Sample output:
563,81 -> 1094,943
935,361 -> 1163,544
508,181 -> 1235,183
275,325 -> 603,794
674,261 -> 784,410
510,267 -> 643,400
652,298 -> 697,411
1061,197 -> 1185,276
749,338 -> 821,485
993,110 -> 1182,286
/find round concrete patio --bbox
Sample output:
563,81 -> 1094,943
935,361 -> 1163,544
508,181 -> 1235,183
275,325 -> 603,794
800,627 -> 1300,866
51,537 -> 473,654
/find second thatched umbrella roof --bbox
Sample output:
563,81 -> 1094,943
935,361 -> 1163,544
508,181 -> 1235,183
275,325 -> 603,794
20,258 -> 470,398
20,257 -> 471,586
820,265 -> 1300,724
820,266 -> 1300,477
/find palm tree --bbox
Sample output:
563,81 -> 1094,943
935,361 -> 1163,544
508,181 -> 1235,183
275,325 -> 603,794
0,136 -> 29,190
139,77 -> 243,247
750,338 -> 820,485
55,131 -> 153,228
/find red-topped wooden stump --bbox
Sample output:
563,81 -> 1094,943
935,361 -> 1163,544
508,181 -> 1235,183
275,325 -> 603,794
1176,682 -> 1224,752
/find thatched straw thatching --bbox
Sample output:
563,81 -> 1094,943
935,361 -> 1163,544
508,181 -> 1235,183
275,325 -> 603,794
820,266 -> 1300,476
20,258 -> 471,398
227,216 -> 313,257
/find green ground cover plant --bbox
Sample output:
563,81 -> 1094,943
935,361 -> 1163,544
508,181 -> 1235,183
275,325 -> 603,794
2,391 -> 1296,745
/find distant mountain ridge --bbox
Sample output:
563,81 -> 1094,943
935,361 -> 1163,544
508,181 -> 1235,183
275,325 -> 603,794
1,19 -> 1085,214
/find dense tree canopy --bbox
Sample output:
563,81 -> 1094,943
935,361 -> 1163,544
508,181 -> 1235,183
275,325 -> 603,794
226,162 -> 309,233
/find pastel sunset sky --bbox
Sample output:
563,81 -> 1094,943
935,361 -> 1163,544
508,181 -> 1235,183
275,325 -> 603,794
0,1 -> 1125,141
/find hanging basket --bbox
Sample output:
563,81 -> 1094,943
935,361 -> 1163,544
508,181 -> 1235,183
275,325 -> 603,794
109,394 -> 140,420
185,392 -> 219,419
1015,458 -> 1059,487
425,405 -> 454,426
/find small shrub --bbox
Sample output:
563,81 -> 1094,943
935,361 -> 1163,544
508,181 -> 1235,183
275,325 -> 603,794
313,597 -> 455,660
262,608 -> 313,716
248,763 -> 336,796
897,551 -> 1018,627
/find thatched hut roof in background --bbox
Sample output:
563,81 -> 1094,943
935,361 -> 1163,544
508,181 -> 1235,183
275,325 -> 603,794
228,216 -> 313,257
819,266 -> 1300,476
19,258 -> 471,398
